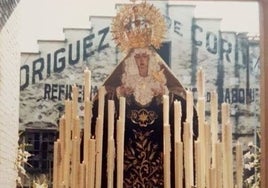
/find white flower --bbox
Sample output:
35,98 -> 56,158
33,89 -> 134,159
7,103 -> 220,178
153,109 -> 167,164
244,163 -> 252,170
16,143 -> 32,187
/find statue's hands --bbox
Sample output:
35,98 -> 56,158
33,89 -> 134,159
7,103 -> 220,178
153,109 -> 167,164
116,85 -> 134,97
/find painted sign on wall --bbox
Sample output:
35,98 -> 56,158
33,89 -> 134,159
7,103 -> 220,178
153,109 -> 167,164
19,2 -> 260,136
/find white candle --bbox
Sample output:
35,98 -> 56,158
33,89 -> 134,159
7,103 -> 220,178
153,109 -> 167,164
95,117 -> 104,188
95,86 -> 106,188
215,142 -> 223,188
236,142 -> 243,188
174,100 -> 183,188
197,97 -> 205,142
205,122 -> 212,188
98,86 -> 106,116
107,139 -> 115,188
211,91 -> 218,137
197,67 -> 205,98
64,100 -> 72,188
116,97 -> 126,188
221,103 -> 230,127
71,137 -> 79,188
163,95 -> 170,187
88,138 -> 96,188
60,182 -> 65,188
119,96 -> 126,122
83,68 -> 92,170
107,100 -> 115,188
58,139 -> 64,184
194,140 -> 204,188
174,100 -> 181,143
186,90 -> 193,124
185,91 -> 194,188
83,99 -> 91,166
211,91 -> 218,167
197,97 -> 206,186
209,167 -> 216,188
183,122 -> 194,188
73,116 -> 80,139
116,118 -> 124,188
108,100 -> 115,140
222,122 -> 233,188
163,95 -> 169,125
174,142 -> 183,188
79,162 -> 86,188
221,103 -> 231,188
163,124 -> 171,188
59,116 -> 65,161
53,140 -> 60,188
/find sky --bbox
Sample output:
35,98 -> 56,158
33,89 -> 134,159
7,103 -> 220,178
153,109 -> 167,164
19,0 -> 260,52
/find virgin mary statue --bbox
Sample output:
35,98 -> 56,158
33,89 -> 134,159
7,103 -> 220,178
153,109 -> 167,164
90,1 -> 198,187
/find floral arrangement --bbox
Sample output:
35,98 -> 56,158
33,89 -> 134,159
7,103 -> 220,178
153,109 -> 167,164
33,174 -> 48,188
244,131 -> 261,188
15,142 -> 32,187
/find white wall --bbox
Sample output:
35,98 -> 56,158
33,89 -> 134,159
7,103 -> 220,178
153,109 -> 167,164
0,4 -> 21,187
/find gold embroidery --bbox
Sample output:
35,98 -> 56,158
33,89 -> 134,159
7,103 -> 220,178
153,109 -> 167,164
124,130 -> 164,187
130,109 -> 158,127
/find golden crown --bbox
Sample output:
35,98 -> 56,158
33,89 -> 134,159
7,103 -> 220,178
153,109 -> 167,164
111,1 -> 166,52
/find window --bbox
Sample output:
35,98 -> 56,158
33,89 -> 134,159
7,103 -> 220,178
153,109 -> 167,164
20,129 -> 58,185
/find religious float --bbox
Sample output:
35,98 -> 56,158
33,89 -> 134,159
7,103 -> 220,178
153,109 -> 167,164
51,1 -> 246,188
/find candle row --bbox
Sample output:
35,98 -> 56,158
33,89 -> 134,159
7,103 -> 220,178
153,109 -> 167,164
52,68 -> 244,188
192,68 -> 243,188
52,98 -> 87,188
53,68 -> 126,188
163,68 -> 244,188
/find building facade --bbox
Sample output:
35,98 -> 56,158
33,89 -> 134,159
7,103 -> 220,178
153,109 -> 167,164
0,0 -> 21,187
19,1 -> 260,186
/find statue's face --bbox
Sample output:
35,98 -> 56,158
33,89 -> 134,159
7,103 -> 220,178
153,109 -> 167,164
134,52 -> 149,77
